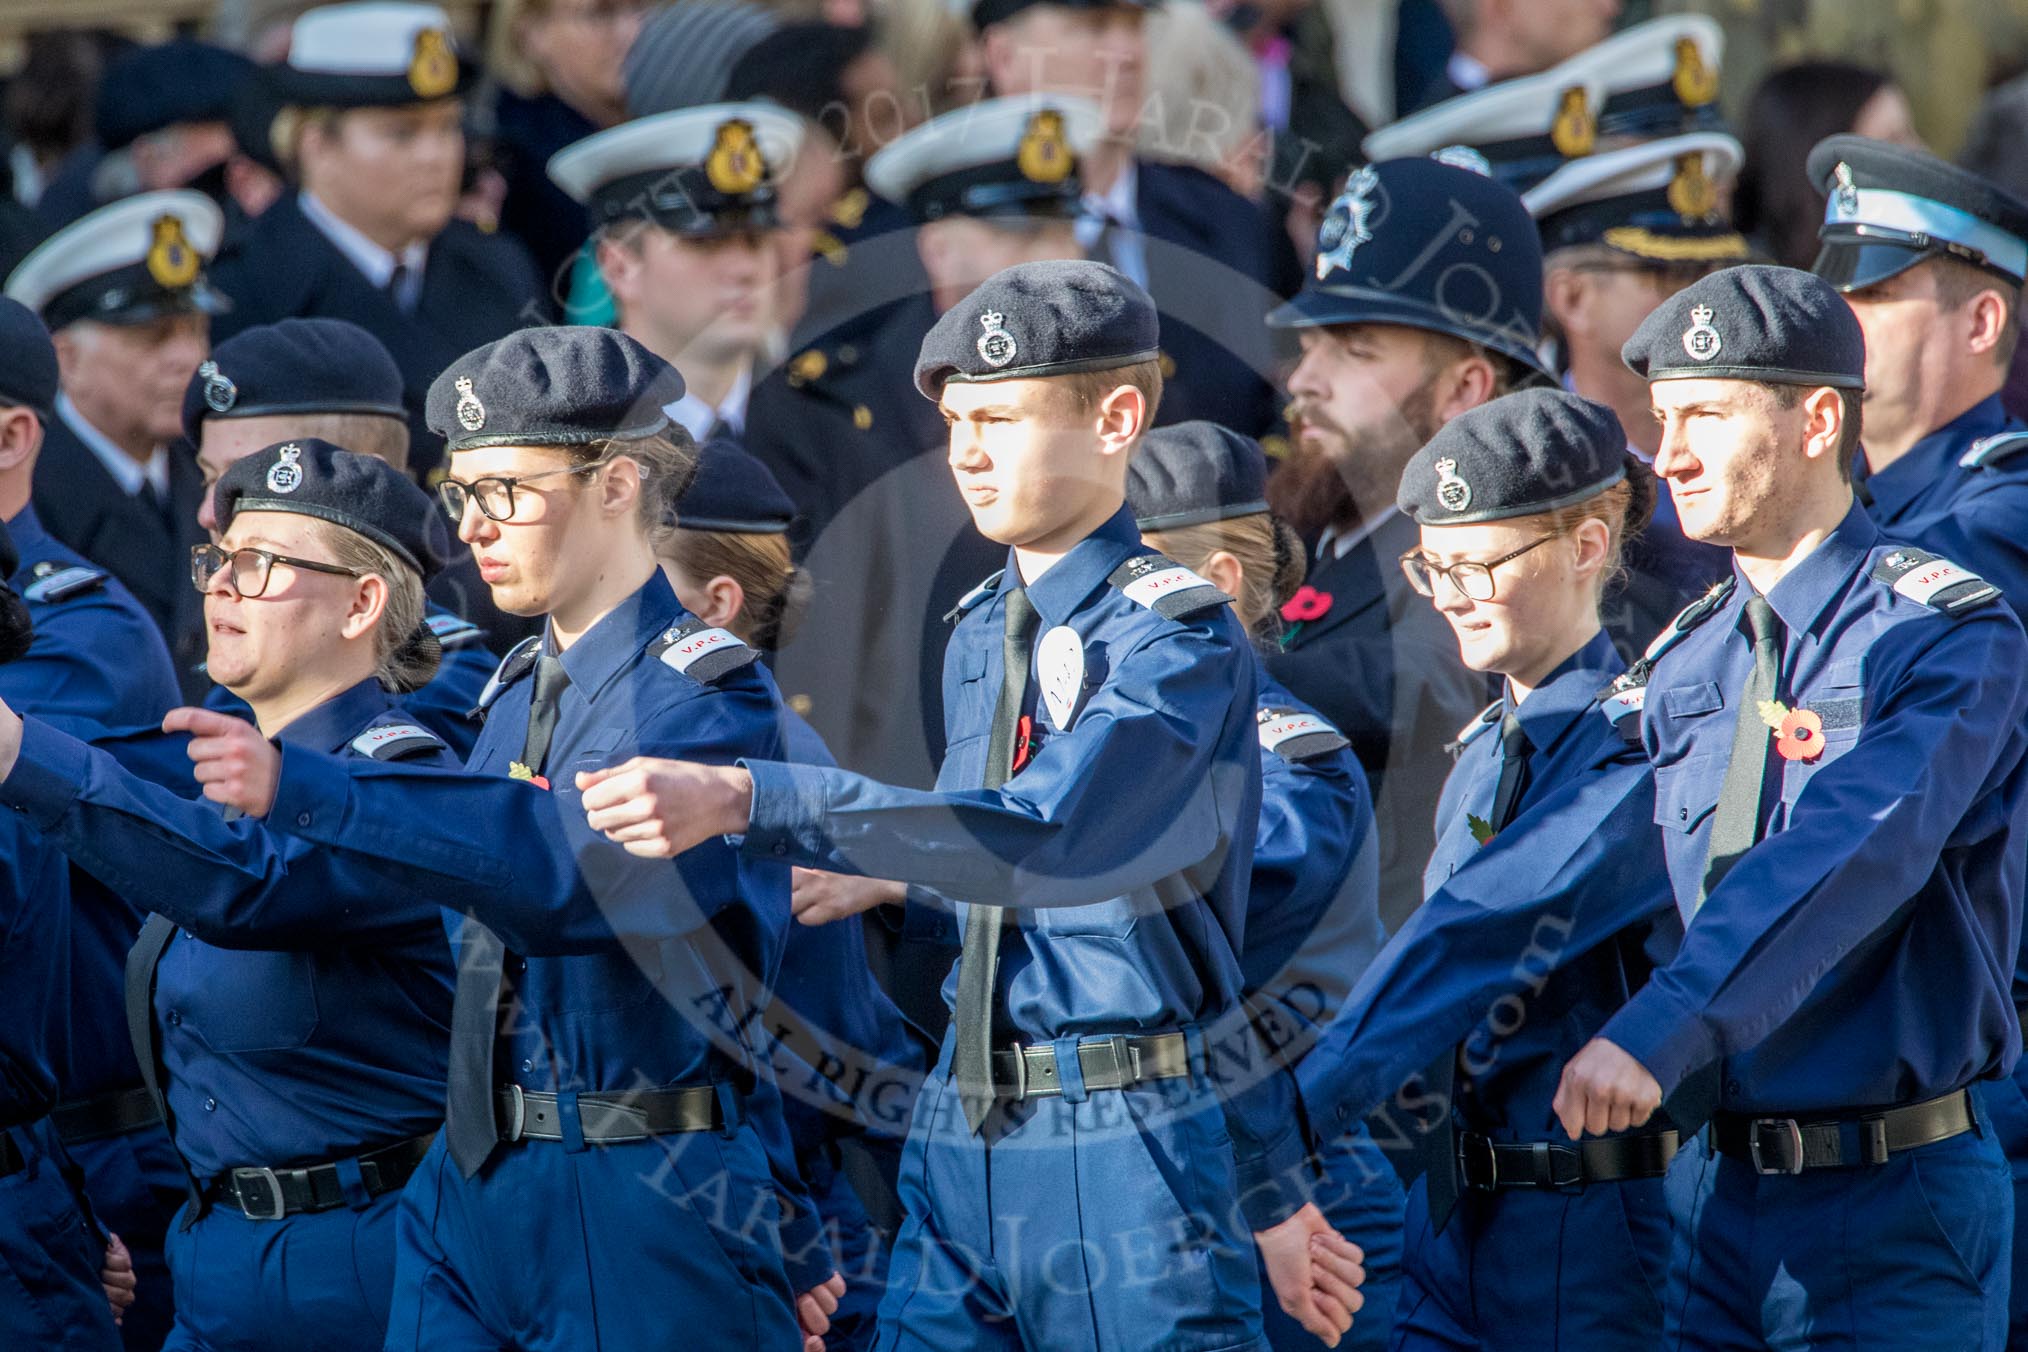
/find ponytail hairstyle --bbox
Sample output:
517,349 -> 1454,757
1506,451 -> 1658,599
662,526 -> 813,653
1140,509 -> 1308,640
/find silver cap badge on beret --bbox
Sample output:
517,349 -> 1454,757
1432,145 -> 1492,178
1832,161 -> 1859,218
266,443 -> 303,494
197,360 -> 237,414
1681,303 -> 1722,361
1434,456 -> 1472,513
976,310 -> 1017,368
1314,164 -> 1378,282
454,376 -> 486,432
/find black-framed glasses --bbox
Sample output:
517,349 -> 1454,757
1400,535 -> 1558,602
191,544 -> 362,598
436,457 -> 611,523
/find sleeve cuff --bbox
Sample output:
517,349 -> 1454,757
1234,1120 -> 1310,1230
738,759 -> 828,866
0,718 -> 90,829
1599,981 -> 1717,1098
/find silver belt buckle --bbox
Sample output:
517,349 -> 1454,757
231,1166 -> 286,1221
1749,1117 -> 1805,1175
501,1084 -> 527,1142
1102,1034 -> 1143,1087
1007,1043 -> 1029,1101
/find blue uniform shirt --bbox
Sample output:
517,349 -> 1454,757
1861,394 -> 2028,615
1604,504 -> 2028,1113
0,678 -> 457,1176
740,508 -> 1304,1224
0,811 -> 70,1125
1292,630 -> 1674,1146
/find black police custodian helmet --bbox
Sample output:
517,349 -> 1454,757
1399,388 -> 1630,526
214,438 -> 448,583
1269,158 -> 1551,381
1808,134 -> 2028,293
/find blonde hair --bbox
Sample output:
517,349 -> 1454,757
309,519 -> 440,694
1141,510 -> 1305,638
565,429 -> 701,547
1500,464 -> 1656,599
662,527 -> 813,652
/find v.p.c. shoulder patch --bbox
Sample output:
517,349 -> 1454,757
651,618 -> 758,684
1873,547 -> 2000,616
1107,555 -> 1231,620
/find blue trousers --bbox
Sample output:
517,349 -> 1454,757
874,1054 -> 1270,1352
1665,1125 -> 2012,1350
0,1122 -> 122,1351
384,1127 -> 801,1350
1385,1164 -> 1668,1350
1258,1123 -> 1402,1352
1978,1073 -> 2028,1350
68,1122 -> 185,1352
162,1190 -> 400,1352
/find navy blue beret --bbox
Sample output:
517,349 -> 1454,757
96,42 -> 256,151
1127,421 -> 1270,531
0,298 -> 58,420
429,327 -> 688,452
1622,264 -> 1864,390
675,438 -> 794,533
914,260 -> 1159,399
1269,158 -> 1551,380
215,438 -> 448,582
1808,133 -> 2028,290
1399,388 -> 1628,525
182,318 -> 406,443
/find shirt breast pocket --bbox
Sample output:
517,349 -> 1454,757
173,943 -> 321,1054
1654,756 -> 1721,838
1779,666 -> 1865,809
1649,681 -> 1725,768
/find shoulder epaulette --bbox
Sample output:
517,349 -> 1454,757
945,569 -> 1004,624
1257,705 -> 1349,762
1873,546 -> 2001,615
1960,430 -> 2028,470
349,720 -> 446,761
425,610 -> 486,650
471,636 -> 540,717
649,617 -> 758,684
1445,700 -> 1501,755
1107,555 -> 1232,620
1595,576 -> 1739,735
22,561 -> 106,604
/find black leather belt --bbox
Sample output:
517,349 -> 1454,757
53,1087 -> 163,1145
1711,1088 -> 1974,1175
1457,1129 -> 1680,1191
209,1133 -> 435,1221
989,1032 -> 1191,1101
495,1084 -> 725,1144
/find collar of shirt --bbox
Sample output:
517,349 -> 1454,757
549,566 -> 685,703
299,190 -> 430,293
1752,498 -> 1878,640
663,363 -> 753,444
273,677 -> 397,753
4,503 -> 48,569
1077,158 -> 1149,287
1446,50 -> 1492,92
1318,507 -> 1401,561
1504,627 -> 1620,752
1862,393 -> 2009,523
1010,505 -> 1146,630
57,393 -> 168,499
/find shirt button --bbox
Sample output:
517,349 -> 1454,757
297,812 -> 312,827
1726,1079 -> 1741,1096
772,843 -> 789,857
165,1011 -> 181,1026
510,957 -> 526,975
520,1058 -> 534,1073
1679,807 -> 1689,821
203,1098 -> 217,1112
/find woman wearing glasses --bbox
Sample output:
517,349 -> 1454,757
0,440 -> 459,1352
1254,389 -> 1685,1352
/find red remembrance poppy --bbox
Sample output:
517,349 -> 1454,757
1774,708 -> 1825,762
1281,585 -> 1333,623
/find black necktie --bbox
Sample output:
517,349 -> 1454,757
1422,712 -> 1533,1233
387,261 -> 412,313
445,655 -> 570,1177
951,588 -> 1038,1133
1700,596 -> 1781,910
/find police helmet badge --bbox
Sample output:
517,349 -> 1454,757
1016,109 -> 1075,185
976,310 -> 1017,368
1832,161 -> 1860,218
1550,86 -> 1595,159
197,360 -> 238,414
146,215 -> 200,289
1667,153 -> 1716,221
705,119 -> 767,197
1432,145 -> 1493,177
408,28 -> 458,99
454,376 -> 486,431
266,443 -> 304,494
1313,165 -> 1379,282
1681,303 -> 1722,361
1434,457 -> 1472,513
1671,37 -> 1719,107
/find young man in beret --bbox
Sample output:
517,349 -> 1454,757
1558,264 -> 2028,1350
572,260 -> 1368,1350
